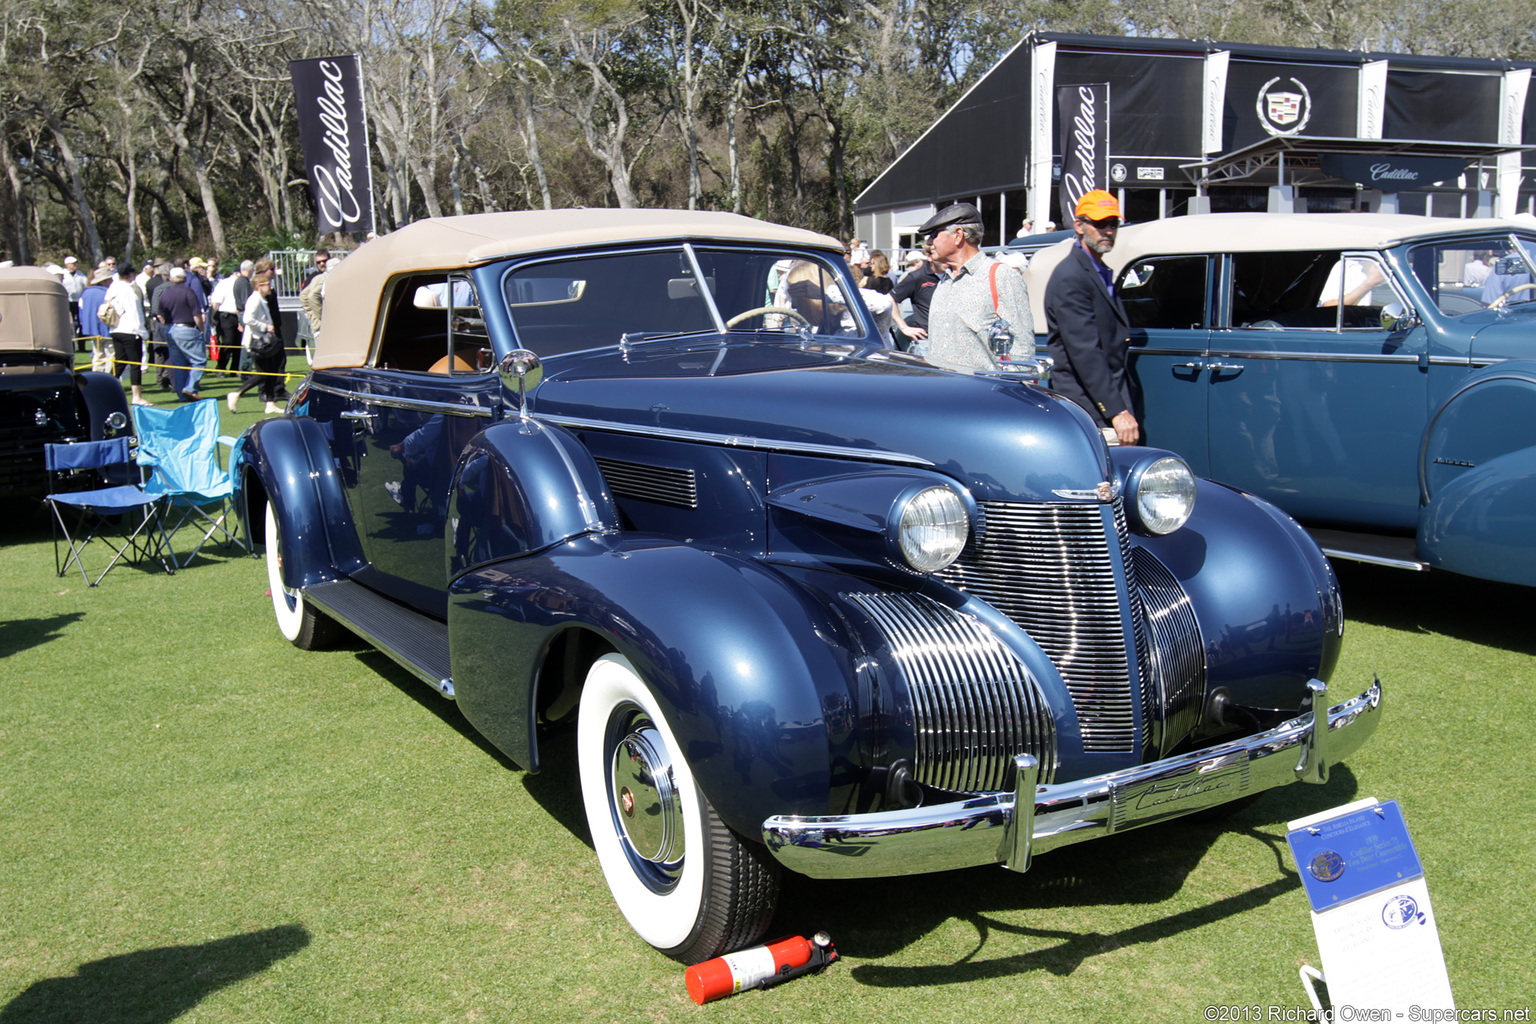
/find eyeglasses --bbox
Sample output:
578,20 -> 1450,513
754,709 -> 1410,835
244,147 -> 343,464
1081,217 -> 1121,230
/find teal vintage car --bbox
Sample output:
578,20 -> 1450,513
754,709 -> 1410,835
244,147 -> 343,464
1028,213 -> 1536,587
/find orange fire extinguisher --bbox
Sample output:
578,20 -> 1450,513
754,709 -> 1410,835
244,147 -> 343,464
685,932 -> 837,1005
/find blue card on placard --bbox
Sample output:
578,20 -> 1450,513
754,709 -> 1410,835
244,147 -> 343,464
1285,800 -> 1423,913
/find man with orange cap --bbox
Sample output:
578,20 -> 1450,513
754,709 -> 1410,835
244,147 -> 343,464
1045,189 -> 1139,445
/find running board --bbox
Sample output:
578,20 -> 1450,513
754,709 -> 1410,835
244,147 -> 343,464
1305,527 -> 1429,572
304,579 -> 455,698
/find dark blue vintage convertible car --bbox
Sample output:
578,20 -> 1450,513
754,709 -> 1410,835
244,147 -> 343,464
234,210 -> 1381,963
1027,213 -> 1536,587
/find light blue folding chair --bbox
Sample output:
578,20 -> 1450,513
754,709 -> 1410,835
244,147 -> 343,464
44,437 -> 173,585
133,401 -> 248,568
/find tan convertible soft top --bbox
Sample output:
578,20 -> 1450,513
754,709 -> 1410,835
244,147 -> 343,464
1022,212 -> 1533,333
316,210 -> 844,368
0,267 -> 74,364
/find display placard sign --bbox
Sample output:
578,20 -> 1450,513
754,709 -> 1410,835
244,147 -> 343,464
1286,798 -> 1454,1015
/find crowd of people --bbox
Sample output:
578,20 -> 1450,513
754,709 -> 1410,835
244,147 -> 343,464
39,250 -> 332,416
35,214 -> 1135,440
849,190 -> 1136,443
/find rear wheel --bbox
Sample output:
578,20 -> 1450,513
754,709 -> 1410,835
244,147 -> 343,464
577,653 -> 779,963
264,503 -> 339,649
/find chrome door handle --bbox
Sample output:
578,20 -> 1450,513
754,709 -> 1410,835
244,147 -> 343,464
1207,362 -> 1245,373
1171,362 -> 1204,370
340,409 -> 375,420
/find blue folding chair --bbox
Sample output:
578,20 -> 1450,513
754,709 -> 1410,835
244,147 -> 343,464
133,401 -> 248,568
44,437 -> 173,586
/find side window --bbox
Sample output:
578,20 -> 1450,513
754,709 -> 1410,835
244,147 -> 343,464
1230,251 -> 1398,331
1119,255 -> 1208,329
375,272 -> 486,373
1407,239 -> 1526,316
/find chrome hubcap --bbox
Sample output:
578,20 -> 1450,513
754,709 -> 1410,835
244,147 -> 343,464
609,711 -> 685,890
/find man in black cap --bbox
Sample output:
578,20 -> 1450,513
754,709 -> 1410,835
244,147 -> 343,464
917,202 -> 1032,372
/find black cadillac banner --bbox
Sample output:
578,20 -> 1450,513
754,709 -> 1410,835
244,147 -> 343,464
1058,83 -> 1110,226
289,55 -> 375,235
1318,153 -> 1470,193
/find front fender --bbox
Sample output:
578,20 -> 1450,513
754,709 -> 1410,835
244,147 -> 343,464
1418,363 -> 1536,586
448,535 -> 855,838
235,415 -> 365,589
447,417 -> 620,577
1132,480 -> 1344,715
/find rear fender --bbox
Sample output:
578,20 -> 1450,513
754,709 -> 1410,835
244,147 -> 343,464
1418,363 -> 1536,586
235,416 -> 365,588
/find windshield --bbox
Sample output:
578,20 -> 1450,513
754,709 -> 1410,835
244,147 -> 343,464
1406,235 -> 1536,316
501,245 -> 869,357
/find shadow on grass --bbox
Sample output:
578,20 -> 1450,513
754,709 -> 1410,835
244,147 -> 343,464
770,766 -> 1360,978
1334,560 -> 1535,655
0,924 -> 310,1024
0,612 -> 85,659
351,648 -> 527,774
344,649 -> 594,844
0,498 -> 51,541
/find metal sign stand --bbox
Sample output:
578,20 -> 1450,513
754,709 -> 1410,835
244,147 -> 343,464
1285,797 -> 1455,1016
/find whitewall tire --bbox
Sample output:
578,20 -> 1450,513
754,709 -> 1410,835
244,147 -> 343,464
264,503 -> 338,650
577,653 -> 779,964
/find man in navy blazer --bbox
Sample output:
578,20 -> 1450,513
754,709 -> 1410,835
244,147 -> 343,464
1045,190 -> 1140,445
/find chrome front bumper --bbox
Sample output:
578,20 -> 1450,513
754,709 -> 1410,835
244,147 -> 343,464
762,678 -> 1382,879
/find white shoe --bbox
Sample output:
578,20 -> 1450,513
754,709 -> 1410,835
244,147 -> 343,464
227,392 -> 238,413
264,401 -> 280,415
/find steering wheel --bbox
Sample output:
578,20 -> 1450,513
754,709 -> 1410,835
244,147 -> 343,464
1489,282 -> 1536,310
724,305 -> 810,329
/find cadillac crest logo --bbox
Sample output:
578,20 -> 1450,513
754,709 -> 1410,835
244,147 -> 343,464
1257,76 -> 1312,136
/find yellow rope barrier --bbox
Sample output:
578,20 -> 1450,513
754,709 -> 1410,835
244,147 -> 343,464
80,344 -> 307,381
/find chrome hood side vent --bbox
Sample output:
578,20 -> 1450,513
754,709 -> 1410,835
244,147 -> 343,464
593,456 -> 698,509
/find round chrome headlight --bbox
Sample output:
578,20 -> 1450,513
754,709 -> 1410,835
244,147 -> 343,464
896,486 -> 969,573
1128,456 -> 1196,535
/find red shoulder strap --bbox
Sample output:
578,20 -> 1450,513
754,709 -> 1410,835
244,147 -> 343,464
989,262 -> 1000,312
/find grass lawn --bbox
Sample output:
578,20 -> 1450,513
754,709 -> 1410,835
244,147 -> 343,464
2,420 -> 1533,1022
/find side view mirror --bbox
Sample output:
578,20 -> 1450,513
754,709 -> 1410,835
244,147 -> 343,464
498,349 -> 543,417
1380,303 -> 1418,333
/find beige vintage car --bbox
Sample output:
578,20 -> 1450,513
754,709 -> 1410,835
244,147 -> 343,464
0,267 -> 132,497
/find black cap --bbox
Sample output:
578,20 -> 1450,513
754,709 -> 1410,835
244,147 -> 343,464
918,202 -> 982,237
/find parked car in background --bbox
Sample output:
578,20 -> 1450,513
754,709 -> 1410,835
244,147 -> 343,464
1027,213 -> 1536,587
234,210 -> 1382,964
0,267 -> 132,497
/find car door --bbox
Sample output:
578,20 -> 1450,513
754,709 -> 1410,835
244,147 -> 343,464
1121,253 -> 1214,473
1206,250 -> 1427,531
340,272 -> 502,617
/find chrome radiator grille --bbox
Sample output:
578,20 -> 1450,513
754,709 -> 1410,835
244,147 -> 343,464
1132,547 -> 1206,755
846,592 -> 1056,793
940,500 -> 1138,753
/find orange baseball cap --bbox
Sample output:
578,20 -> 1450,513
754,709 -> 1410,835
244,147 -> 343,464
1074,190 -> 1121,219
